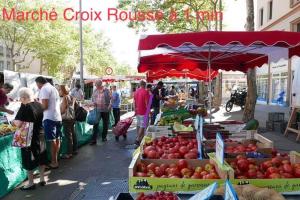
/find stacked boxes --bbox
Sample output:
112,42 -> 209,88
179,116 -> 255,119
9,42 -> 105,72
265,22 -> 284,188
266,112 -> 287,133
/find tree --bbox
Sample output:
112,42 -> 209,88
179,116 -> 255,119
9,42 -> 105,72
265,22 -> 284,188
118,0 -> 223,32
242,0 -> 257,122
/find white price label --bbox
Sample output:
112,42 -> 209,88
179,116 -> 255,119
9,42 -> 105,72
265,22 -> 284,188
189,182 -> 218,200
216,133 -> 225,165
225,180 -> 238,200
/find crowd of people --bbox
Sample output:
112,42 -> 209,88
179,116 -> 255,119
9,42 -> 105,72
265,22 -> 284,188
0,77 -> 122,190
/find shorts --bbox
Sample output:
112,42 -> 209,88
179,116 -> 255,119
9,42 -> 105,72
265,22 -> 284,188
136,115 -> 145,128
43,119 -> 62,141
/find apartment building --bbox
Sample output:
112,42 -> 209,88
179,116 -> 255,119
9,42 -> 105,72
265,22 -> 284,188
0,41 -> 47,75
256,0 -> 300,106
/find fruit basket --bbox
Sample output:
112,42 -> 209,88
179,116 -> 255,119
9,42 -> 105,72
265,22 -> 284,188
129,154 -> 232,193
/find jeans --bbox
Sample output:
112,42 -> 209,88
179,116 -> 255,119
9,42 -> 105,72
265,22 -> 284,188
62,120 -> 77,154
113,108 -> 120,126
151,107 -> 160,125
92,111 -> 109,141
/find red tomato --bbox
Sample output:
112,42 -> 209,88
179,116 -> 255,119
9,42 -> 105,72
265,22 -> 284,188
269,173 -> 281,179
294,167 -> 300,178
135,172 -> 148,177
146,163 -> 157,173
177,159 -> 188,170
154,166 -> 164,177
179,146 -> 189,156
283,164 -> 293,173
137,162 -> 147,173
184,152 -> 198,159
271,157 -> 281,167
237,159 -> 250,172
147,150 -> 159,159
144,146 -> 156,155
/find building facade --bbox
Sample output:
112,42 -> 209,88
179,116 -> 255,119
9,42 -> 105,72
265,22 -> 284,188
0,41 -> 47,75
256,0 -> 300,106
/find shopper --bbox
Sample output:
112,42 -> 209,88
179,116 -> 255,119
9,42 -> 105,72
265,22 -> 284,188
151,81 -> 165,125
90,80 -> 111,145
144,84 -> 153,128
169,85 -> 176,96
70,84 -> 84,101
14,87 -> 48,190
35,76 -> 62,169
59,85 -> 78,159
134,80 -> 150,145
0,83 -> 14,114
111,85 -> 121,127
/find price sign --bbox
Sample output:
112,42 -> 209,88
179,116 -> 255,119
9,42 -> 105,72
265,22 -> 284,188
199,116 -> 203,141
216,133 -> 225,165
189,182 -> 218,200
194,114 -> 199,130
225,180 -> 239,200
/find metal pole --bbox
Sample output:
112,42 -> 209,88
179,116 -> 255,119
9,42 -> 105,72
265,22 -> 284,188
79,0 -> 84,90
208,47 -> 212,123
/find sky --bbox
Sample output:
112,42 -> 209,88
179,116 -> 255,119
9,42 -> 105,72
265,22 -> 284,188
75,0 -> 247,70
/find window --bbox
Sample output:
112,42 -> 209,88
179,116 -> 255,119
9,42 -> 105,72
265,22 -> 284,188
259,8 -> 264,26
268,1 -> 273,20
0,61 -> 4,71
290,0 -> 300,8
291,19 -> 300,32
0,46 -> 3,57
257,75 -> 269,102
271,72 -> 288,105
7,61 -> 11,70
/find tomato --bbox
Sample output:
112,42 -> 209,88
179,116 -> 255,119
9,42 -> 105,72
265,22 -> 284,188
256,171 -> 265,179
247,169 -> 257,178
237,159 -> 249,172
144,146 -> 156,155
194,166 -> 203,173
146,163 -> 157,173
191,172 -> 202,179
181,168 -> 193,177
281,172 -> 294,178
261,160 -> 272,171
135,172 -> 148,177
137,162 -> 147,173
266,167 -> 279,177
168,153 -> 177,159
169,167 -> 181,177
147,150 -> 159,159
283,164 -> 293,173
179,146 -> 189,156
200,171 -> 208,177
189,148 -> 198,155
184,152 -> 198,159
294,167 -> 300,178
271,157 -> 281,167
177,159 -> 188,170
160,163 -> 169,173
154,166 -> 164,177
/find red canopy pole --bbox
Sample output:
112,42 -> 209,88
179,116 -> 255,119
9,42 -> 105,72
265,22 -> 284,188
208,46 -> 212,123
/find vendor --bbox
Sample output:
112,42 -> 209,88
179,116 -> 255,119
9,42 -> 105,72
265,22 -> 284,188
169,86 -> 176,96
0,83 -> 14,115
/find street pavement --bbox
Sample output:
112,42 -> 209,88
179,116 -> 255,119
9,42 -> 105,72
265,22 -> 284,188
3,107 -> 300,200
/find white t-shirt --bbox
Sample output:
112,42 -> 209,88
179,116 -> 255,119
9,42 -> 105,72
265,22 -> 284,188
39,83 -> 62,121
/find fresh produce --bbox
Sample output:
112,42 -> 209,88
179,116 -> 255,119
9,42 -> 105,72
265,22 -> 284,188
134,160 -> 220,179
230,155 -> 300,179
215,184 -> 285,200
226,144 -> 257,153
173,122 -> 193,132
188,107 -> 207,117
137,192 -> 179,200
142,136 -> 199,159
0,124 -> 17,136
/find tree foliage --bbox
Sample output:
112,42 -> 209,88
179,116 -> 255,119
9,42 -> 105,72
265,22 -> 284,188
0,0 -> 131,81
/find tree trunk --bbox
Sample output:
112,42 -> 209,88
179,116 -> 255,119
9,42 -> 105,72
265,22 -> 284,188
243,0 -> 257,122
219,0 -> 222,31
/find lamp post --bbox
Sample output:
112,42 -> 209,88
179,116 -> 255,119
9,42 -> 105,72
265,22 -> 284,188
79,0 -> 84,90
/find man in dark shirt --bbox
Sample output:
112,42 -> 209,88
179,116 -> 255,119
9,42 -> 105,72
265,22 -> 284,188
151,81 -> 165,125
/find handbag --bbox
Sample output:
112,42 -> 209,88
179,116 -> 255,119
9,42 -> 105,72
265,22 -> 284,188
62,96 -> 75,120
87,108 -> 100,125
12,122 -> 34,148
75,106 -> 88,122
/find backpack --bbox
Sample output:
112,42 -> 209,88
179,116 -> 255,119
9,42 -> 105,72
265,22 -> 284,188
62,96 -> 75,120
75,106 -> 88,122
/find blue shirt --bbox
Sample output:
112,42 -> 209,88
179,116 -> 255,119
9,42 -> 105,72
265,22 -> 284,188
112,91 -> 121,108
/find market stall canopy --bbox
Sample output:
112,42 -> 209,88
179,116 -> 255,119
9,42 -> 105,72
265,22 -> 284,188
146,68 -> 219,82
138,31 -> 300,72
84,75 -> 145,84
138,52 -> 268,73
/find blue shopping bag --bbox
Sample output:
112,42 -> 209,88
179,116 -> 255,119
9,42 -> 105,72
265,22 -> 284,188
87,109 -> 99,125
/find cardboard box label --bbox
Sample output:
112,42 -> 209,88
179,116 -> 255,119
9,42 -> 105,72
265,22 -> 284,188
129,177 -> 224,193
231,179 -> 300,193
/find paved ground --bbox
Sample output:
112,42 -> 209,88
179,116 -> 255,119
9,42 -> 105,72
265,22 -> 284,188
3,107 -> 300,200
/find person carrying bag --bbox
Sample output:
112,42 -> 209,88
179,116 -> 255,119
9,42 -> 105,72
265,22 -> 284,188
59,85 -> 78,159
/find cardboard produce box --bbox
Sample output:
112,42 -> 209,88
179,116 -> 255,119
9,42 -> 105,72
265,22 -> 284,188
224,151 -> 300,194
202,133 -> 273,159
128,153 -> 232,194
